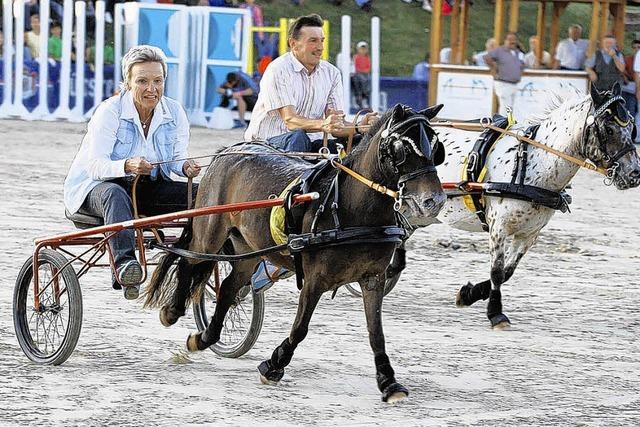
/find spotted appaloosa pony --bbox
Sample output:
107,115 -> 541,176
145,104 -> 446,402
425,83 -> 640,329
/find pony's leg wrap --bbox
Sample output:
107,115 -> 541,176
457,279 -> 491,306
259,285 -> 322,384
258,338 -> 296,383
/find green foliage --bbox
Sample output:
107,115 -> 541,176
260,1 -> 599,76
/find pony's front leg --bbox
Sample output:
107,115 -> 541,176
361,275 -> 408,403
486,232 -> 538,329
486,224 -> 510,329
257,282 -> 323,385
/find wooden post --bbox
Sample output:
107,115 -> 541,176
612,3 -> 625,49
509,0 -> 520,33
429,0 -> 443,106
599,2 -> 609,39
450,0 -> 461,64
536,2 -> 546,66
494,0 -> 505,44
588,1 -> 600,58
459,0 -> 470,64
549,2 -> 567,64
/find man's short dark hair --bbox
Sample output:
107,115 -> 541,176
633,39 -> 640,45
51,21 -> 62,29
288,14 -> 323,40
226,72 -> 239,84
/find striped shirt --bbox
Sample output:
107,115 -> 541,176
244,52 -> 344,141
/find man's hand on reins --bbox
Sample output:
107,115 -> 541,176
182,159 -> 201,178
360,112 -> 380,130
322,111 -> 345,134
125,156 -> 154,175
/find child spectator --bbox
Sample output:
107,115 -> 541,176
48,21 -> 63,61
352,40 -> 371,109
25,14 -> 41,59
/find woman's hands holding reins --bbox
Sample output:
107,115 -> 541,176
182,159 -> 201,178
125,156 -> 154,175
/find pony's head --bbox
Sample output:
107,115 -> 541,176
364,103 -> 446,219
583,83 -> 640,190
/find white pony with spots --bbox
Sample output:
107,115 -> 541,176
415,83 -> 640,328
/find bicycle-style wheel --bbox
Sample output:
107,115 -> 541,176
192,261 -> 264,358
13,249 -> 83,365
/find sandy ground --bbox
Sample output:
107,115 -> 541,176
1,118 -> 640,426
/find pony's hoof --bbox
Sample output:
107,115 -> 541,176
382,382 -> 409,403
186,332 -> 205,352
455,290 -> 466,307
159,306 -> 179,327
490,314 -> 511,330
455,282 -> 474,307
258,360 -> 284,385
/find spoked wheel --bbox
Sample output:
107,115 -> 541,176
13,249 -> 83,365
192,261 -> 265,358
344,273 -> 401,298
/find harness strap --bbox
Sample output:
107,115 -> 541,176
332,161 -> 398,199
288,226 -> 406,253
150,241 -> 289,261
483,124 -> 608,176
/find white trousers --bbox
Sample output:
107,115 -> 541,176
494,80 -> 518,116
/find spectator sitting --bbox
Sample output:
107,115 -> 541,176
524,36 -> 551,69
473,38 -> 497,67
554,24 -> 589,70
217,71 -> 259,127
440,47 -> 451,64
412,53 -> 429,82
585,34 -> 625,93
25,13 -> 41,59
352,40 -> 371,109
48,21 -> 63,61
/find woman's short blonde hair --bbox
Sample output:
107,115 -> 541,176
121,45 -> 168,90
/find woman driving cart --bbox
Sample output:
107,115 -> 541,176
64,45 -> 201,300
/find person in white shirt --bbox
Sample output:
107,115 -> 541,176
64,45 -> 200,299
245,14 -> 378,153
554,24 -> 589,70
473,38 -> 497,67
524,36 -> 552,69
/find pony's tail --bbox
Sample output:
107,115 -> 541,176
143,220 -> 193,309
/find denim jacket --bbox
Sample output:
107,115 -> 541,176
64,91 -> 191,214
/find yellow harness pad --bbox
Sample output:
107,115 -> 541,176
460,112 -> 516,213
270,177 -> 301,246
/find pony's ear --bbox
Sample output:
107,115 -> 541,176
590,84 -> 604,106
612,81 -> 622,96
419,104 -> 444,120
391,103 -> 405,122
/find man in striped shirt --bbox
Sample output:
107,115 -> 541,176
245,14 -> 377,153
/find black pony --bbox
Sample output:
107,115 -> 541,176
145,104 -> 446,402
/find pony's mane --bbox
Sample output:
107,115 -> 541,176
526,88 -> 589,125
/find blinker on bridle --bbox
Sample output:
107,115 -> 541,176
585,94 -> 636,185
378,114 -> 442,211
